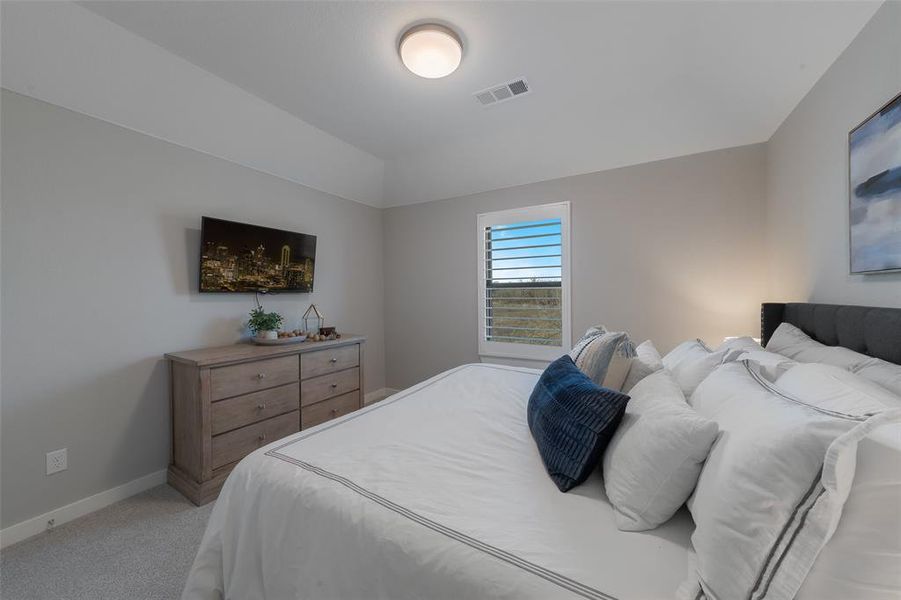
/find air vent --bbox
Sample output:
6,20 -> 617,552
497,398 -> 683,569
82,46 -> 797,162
474,78 -> 531,107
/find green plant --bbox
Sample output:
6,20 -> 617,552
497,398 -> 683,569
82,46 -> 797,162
248,307 -> 284,334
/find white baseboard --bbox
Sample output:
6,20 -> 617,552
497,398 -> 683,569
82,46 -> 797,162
0,468 -> 167,549
364,387 -> 400,406
0,393 -> 402,549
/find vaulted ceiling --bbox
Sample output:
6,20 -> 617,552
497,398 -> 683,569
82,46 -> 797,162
4,1 -> 884,206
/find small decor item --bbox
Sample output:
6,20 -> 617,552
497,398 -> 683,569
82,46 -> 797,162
849,91 -> 901,273
254,331 -> 307,346
302,304 -> 324,336
248,306 -> 283,340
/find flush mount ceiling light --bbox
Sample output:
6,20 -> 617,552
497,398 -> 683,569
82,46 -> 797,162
399,23 -> 463,79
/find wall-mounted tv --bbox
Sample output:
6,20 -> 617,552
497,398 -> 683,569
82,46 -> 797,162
199,217 -> 316,293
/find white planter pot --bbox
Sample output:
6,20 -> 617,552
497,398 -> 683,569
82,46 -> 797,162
256,330 -> 278,340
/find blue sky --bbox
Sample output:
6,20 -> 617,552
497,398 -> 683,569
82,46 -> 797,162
487,219 -> 562,282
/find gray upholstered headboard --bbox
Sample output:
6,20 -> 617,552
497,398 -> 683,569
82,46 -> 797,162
761,302 -> 901,365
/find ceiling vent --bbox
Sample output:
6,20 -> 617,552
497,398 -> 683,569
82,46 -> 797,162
474,78 -> 531,107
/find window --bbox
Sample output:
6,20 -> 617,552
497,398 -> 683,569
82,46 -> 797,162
478,202 -> 571,361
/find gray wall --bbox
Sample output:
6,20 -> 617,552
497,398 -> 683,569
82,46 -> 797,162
383,144 -> 768,389
4,2 -> 899,531
765,1 -> 901,307
0,90 -> 386,528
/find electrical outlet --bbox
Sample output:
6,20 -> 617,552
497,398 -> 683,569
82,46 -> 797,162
46,448 -> 67,475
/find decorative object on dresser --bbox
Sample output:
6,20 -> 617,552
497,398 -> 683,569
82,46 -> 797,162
302,303 -> 325,336
247,306 -> 284,341
254,332 -> 308,346
849,90 -> 901,274
165,335 -> 365,505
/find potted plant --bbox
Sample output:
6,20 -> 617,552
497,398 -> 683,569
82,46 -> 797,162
248,307 -> 283,340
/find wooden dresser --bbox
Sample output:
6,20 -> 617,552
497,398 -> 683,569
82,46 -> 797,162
165,336 -> 365,505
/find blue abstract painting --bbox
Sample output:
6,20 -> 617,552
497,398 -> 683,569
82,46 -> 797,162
849,92 -> 901,273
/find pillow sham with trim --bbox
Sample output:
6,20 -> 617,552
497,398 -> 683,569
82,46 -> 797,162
767,322 -> 901,397
733,350 -> 798,382
775,362 -> 901,411
678,360 -> 901,600
795,420 -> 901,600
778,363 -> 901,600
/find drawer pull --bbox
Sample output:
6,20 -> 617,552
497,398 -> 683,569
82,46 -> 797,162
329,357 -> 338,363
330,408 -> 338,417
256,373 -> 266,380
331,383 -> 338,389
257,403 -> 266,410
258,433 -> 266,442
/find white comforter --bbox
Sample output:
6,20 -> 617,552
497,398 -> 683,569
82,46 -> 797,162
182,363 -> 693,600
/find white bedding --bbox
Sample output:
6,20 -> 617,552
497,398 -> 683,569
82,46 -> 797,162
182,364 -> 694,600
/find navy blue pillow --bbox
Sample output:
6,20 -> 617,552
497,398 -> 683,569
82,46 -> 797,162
528,355 -> 630,492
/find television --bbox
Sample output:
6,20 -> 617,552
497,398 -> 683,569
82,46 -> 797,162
199,217 -> 316,293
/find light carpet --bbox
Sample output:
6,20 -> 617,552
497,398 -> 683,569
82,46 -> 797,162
1,484 -> 213,600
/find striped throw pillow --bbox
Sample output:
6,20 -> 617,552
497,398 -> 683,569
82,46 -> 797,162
569,326 -> 636,391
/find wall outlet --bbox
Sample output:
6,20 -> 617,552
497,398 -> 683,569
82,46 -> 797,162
46,448 -> 67,475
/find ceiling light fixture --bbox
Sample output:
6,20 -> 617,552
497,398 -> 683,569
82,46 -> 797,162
399,23 -> 463,79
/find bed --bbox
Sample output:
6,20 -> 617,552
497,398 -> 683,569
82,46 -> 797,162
182,363 -> 693,600
182,302 -> 901,600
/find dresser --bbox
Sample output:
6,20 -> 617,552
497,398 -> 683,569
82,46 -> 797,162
165,336 -> 365,505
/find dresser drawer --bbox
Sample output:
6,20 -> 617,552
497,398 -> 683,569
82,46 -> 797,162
211,383 -> 299,436
301,344 -> 359,379
211,355 -> 298,401
302,391 -> 360,429
211,410 -> 298,469
301,367 -> 360,406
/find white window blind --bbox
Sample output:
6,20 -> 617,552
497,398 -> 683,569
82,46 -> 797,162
478,203 -> 571,361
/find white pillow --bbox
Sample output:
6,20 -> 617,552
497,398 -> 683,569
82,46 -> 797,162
766,362 -> 901,600
661,339 -> 708,370
679,360 -> 901,600
602,370 -> 718,531
569,326 -> 635,391
753,360 -> 901,600
717,335 -> 764,355
621,340 -> 663,392
856,359 -> 901,398
767,322 -> 901,397
775,363 -> 901,413
664,340 -> 728,399
734,350 -> 797,382
766,322 -> 870,370
797,421 -> 901,600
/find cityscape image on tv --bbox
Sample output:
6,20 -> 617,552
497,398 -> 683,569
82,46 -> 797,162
200,217 -> 316,293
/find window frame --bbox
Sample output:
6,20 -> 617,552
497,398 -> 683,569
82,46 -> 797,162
477,202 -> 572,362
